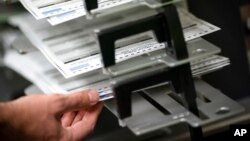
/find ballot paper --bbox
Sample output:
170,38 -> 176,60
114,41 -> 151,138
9,8 -> 220,78
4,36 -> 229,101
18,0 -> 84,19
19,0 -> 135,25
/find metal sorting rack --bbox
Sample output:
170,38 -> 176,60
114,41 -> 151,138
81,1 -> 245,140
5,0 -> 243,140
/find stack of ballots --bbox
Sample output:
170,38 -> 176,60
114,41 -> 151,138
3,1 -> 230,101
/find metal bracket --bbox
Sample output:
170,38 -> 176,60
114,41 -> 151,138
104,79 -> 244,135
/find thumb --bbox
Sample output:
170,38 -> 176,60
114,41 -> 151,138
58,90 -> 99,113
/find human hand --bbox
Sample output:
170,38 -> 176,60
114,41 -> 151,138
0,90 -> 103,141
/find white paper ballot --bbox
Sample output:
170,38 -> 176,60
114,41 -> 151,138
19,0 -> 84,19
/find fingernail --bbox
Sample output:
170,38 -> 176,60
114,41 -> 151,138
88,90 -> 99,106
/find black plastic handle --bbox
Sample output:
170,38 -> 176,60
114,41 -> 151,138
96,14 -> 171,67
83,0 -> 98,12
96,5 -> 188,68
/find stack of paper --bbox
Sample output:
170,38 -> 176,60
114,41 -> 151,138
6,35 -> 113,100
4,3 -> 227,100
9,8 -> 220,78
4,36 -> 230,101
